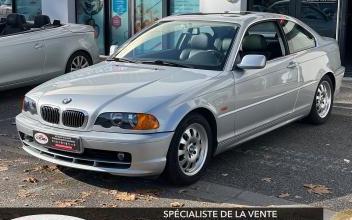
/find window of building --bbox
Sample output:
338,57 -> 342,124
298,1 -> 338,38
111,0 -> 130,47
15,0 -> 42,21
248,0 -> 338,38
248,0 -> 291,15
280,21 -> 316,54
76,0 -> 106,54
74,0 -> 201,54
0,0 -> 12,19
170,0 -> 199,15
134,0 -> 163,33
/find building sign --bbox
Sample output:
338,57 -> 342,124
170,0 -> 199,15
112,15 -> 121,28
111,0 -> 129,47
113,0 -> 127,15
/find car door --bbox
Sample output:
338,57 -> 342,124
233,21 -> 300,138
279,20 -> 323,112
0,30 -> 45,87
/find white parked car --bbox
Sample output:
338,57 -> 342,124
16,12 -> 344,185
0,13 -> 99,91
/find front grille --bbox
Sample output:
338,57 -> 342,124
62,110 -> 85,128
41,106 -> 60,124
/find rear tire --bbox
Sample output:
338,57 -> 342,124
306,75 -> 334,125
163,114 -> 213,186
65,51 -> 92,73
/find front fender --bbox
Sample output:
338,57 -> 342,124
154,98 -> 218,132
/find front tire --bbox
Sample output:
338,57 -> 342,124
164,114 -> 213,185
65,51 -> 92,73
306,75 -> 334,124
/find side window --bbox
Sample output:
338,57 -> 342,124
280,21 -> 316,53
240,21 -> 286,61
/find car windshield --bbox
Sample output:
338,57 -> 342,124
114,20 -> 239,71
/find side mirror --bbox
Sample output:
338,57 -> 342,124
237,54 -> 267,70
109,45 -> 119,56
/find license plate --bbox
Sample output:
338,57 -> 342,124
34,131 -> 81,153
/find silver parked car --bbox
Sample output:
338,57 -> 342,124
0,14 -> 99,91
16,12 -> 345,185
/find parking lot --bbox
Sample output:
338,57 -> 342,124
0,84 -> 351,211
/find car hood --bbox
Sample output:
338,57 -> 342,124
29,62 -> 218,114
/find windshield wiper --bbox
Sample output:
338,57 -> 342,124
139,60 -> 191,68
106,57 -> 137,63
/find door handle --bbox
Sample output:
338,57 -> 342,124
287,62 -> 298,69
34,43 -> 43,49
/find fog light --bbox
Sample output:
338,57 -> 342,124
117,153 -> 125,161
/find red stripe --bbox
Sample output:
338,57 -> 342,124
54,144 -> 73,151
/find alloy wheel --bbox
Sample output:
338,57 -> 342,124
70,55 -> 90,72
178,123 -> 208,176
316,81 -> 332,118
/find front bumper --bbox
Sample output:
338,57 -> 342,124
16,113 -> 174,177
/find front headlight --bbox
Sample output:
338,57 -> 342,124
22,97 -> 38,115
95,113 -> 159,130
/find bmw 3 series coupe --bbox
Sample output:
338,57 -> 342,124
16,12 -> 345,185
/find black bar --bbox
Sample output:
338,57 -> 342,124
0,208 -> 324,220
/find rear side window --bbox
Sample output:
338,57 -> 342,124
240,21 -> 286,61
280,20 -> 316,53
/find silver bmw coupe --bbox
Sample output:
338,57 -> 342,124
0,13 -> 99,91
16,12 -> 345,185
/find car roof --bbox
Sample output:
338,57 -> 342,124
161,11 -> 294,26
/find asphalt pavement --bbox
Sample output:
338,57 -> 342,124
0,81 -> 351,213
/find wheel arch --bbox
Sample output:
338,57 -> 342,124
65,50 -> 93,73
181,107 -> 218,156
68,50 -> 93,63
324,72 -> 336,92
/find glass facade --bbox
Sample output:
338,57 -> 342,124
0,0 -> 12,19
76,0 -> 106,54
111,0 -> 129,46
248,0 -> 338,38
15,0 -> 42,21
134,0 -> 163,33
74,0 -> 201,54
0,0 -> 42,20
298,1 -> 338,38
247,0 -> 290,14
170,0 -> 199,15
